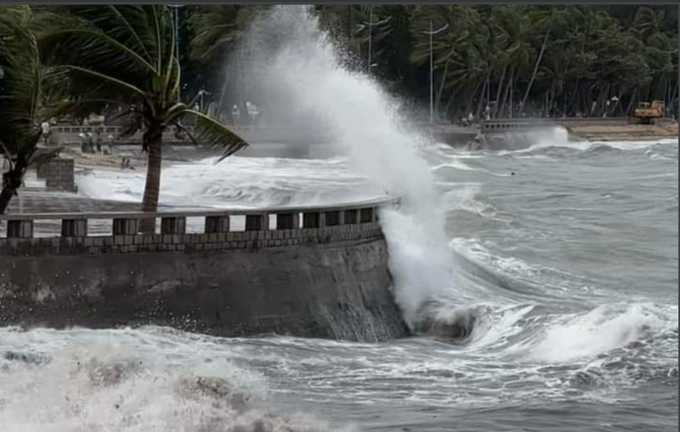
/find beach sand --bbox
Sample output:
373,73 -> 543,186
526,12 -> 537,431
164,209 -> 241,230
567,123 -> 678,141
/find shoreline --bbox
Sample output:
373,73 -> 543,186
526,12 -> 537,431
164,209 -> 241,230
566,123 -> 678,142
56,127 -> 679,172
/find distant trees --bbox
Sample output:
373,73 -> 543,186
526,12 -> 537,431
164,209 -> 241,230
182,4 -> 678,122
3,5 -> 673,215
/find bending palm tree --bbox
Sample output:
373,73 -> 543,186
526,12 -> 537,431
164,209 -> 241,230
0,11 -> 61,214
41,5 -> 248,232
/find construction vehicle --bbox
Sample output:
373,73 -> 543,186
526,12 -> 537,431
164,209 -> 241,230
633,100 -> 665,124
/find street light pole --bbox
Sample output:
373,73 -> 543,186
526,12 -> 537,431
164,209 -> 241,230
368,8 -> 372,72
422,21 -> 449,125
363,9 -> 391,73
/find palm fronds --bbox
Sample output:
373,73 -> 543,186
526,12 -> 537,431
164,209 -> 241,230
185,109 -> 248,161
0,13 -> 41,154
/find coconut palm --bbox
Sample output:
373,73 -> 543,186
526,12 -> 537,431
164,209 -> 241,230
41,5 -> 248,232
519,6 -> 568,115
409,6 -> 483,119
0,8 -> 64,214
490,5 -> 533,117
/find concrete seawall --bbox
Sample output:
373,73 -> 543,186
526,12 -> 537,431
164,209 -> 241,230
0,198 -> 409,341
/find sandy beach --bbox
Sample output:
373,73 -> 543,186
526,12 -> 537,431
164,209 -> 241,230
567,123 -> 679,141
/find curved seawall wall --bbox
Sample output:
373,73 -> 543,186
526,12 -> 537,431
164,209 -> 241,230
0,198 -> 408,342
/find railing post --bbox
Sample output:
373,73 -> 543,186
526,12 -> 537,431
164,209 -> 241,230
61,218 -> 88,237
205,215 -> 230,233
7,220 -> 33,238
245,213 -> 268,231
113,218 -> 139,235
161,216 -> 186,234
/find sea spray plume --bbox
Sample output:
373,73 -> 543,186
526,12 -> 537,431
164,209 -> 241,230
232,6 -> 466,329
224,6 -> 337,145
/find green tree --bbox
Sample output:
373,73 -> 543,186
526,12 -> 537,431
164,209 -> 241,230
41,5 -> 249,232
0,7 -> 64,214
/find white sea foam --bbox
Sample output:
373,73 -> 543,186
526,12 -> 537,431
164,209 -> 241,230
496,127 -> 678,155
232,6 -> 456,325
0,328 -> 355,432
525,303 -> 677,363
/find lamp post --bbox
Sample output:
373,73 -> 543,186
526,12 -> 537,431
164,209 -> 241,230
422,21 -> 449,125
363,8 -> 391,73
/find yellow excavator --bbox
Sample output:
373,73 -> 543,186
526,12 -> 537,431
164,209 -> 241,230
633,100 -> 665,124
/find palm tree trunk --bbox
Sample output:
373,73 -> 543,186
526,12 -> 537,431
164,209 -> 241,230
139,122 -> 164,234
467,80 -> 483,120
625,88 -> 639,116
435,60 -> 450,116
499,68 -> 514,118
493,64 -> 508,118
570,79 -> 580,113
521,27 -> 551,115
347,5 -> 354,45
0,160 -> 27,215
444,89 -> 458,118
596,83 -> 610,116
475,73 -> 490,120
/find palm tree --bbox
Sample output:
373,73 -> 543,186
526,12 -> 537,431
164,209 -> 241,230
519,6 -> 569,115
0,8 -> 63,214
492,5 -> 533,117
41,5 -> 249,232
409,5 -> 482,120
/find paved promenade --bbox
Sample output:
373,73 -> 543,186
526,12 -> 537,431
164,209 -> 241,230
5,188 -> 141,214
4,171 -> 209,215
2,186 -> 217,236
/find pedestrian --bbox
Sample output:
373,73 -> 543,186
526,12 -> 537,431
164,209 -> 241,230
85,132 -> 94,153
232,104 -> 241,126
95,129 -> 103,153
41,120 -> 51,145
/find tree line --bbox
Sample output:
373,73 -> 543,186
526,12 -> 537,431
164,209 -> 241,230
0,5 -> 677,215
182,5 -> 678,122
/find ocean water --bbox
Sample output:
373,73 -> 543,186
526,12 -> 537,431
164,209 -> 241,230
2,138 -> 677,432
1,6 -> 677,431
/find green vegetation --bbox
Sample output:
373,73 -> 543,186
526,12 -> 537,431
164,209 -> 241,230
0,7 -> 64,214
184,5 -> 678,122
0,5 -> 248,221
0,5 -> 677,214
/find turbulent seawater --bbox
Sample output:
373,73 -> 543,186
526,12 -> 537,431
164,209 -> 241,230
1,6 -> 677,431
2,137 -> 677,432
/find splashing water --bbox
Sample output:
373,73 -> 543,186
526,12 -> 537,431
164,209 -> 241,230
234,6 -> 457,326
2,6 -> 678,431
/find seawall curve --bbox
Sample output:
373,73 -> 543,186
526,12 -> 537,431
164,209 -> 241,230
0,197 -> 409,341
